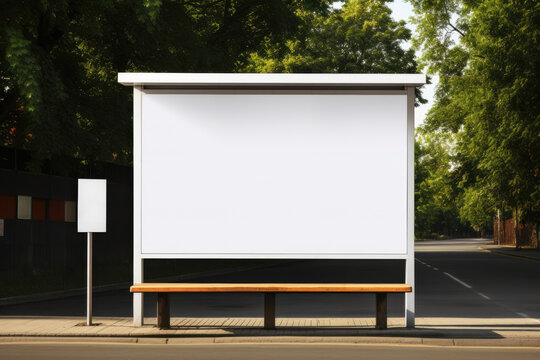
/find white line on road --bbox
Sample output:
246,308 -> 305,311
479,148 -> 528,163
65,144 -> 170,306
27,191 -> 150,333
418,259 -> 495,302
515,313 -> 540,323
515,312 -> 540,323
418,259 -> 491,302
443,272 -> 472,289
477,292 -> 491,300
416,258 -> 438,271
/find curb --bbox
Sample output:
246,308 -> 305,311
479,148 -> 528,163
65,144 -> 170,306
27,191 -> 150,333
1,336 -> 540,347
480,246 -> 540,262
0,328 -> 443,338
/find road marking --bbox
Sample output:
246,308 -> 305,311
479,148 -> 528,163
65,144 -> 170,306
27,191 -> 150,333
443,272 -> 497,302
418,259 -> 489,300
443,272 -> 472,289
416,258 -> 439,271
515,312 -> 540,323
515,314 -> 540,323
477,292 -> 491,300
417,254 -> 538,315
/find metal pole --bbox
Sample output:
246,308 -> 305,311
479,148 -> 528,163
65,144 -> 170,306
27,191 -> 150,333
87,232 -> 93,326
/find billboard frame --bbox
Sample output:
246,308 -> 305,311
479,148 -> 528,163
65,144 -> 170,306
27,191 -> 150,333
119,73 -> 425,328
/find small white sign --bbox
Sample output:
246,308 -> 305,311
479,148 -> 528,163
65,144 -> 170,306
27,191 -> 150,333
78,179 -> 107,233
0,219 -> 4,236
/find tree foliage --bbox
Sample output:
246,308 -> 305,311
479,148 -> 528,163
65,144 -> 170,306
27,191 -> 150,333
459,184 -> 495,232
247,0 -> 418,74
415,129 -> 473,238
0,0 -> 328,172
410,0 -> 540,232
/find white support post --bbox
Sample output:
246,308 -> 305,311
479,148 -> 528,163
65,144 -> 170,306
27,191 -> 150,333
405,86 -> 415,328
87,232 -> 93,326
133,85 -> 144,326
133,258 -> 144,326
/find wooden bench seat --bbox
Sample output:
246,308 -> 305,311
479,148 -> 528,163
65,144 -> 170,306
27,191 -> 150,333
130,283 -> 412,330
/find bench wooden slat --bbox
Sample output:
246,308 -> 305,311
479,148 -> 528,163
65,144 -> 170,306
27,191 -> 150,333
130,283 -> 411,293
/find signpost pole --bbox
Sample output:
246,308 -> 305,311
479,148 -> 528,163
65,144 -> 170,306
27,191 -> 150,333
78,178 -> 106,327
87,232 -> 93,326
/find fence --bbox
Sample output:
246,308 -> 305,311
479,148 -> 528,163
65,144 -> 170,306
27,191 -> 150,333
0,156 -> 133,297
493,218 -> 538,248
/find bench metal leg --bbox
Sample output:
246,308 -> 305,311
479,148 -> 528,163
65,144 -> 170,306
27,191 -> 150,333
157,293 -> 170,329
376,293 -> 387,329
264,293 -> 276,329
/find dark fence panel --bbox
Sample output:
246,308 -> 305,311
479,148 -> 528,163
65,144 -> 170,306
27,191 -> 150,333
0,166 -> 133,297
493,218 -> 538,248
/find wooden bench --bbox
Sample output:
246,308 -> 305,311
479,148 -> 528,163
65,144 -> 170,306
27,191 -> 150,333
130,283 -> 412,330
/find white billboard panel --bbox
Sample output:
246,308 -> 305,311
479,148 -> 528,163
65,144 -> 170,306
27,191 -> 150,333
141,93 -> 407,257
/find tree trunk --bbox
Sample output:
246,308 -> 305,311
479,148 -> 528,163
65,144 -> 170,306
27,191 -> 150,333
497,209 -> 501,245
223,0 -> 231,26
513,208 -> 520,250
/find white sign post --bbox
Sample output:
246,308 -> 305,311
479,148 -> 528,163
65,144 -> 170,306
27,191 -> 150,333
77,179 -> 107,326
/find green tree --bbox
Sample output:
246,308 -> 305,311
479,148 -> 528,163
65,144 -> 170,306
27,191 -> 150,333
415,129 -> 470,238
409,0 -> 540,246
249,0 -> 417,73
1,0 -> 327,173
459,185 -> 495,233
246,0 -> 424,98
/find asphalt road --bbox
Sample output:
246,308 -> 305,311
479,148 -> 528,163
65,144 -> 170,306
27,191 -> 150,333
1,238 -> 539,320
1,343 -> 540,360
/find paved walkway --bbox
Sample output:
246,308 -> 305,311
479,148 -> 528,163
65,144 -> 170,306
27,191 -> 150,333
1,316 -> 539,346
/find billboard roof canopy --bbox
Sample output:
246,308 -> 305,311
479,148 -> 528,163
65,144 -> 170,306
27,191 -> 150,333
118,73 -> 426,89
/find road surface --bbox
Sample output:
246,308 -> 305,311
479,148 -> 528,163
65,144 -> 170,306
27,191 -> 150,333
1,343 -> 540,360
1,239 -> 539,320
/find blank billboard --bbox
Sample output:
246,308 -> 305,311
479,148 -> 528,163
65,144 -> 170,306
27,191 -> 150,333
141,93 -> 407,257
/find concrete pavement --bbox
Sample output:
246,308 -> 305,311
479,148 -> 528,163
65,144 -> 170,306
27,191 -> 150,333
2,309 -> 540,348
1,316 -> 540,347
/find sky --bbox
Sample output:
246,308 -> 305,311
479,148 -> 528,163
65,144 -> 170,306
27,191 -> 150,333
333,1 -> 438,127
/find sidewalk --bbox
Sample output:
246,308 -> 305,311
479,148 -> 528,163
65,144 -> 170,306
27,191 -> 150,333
481,244 -> 540,261
1,316 -> 539,347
